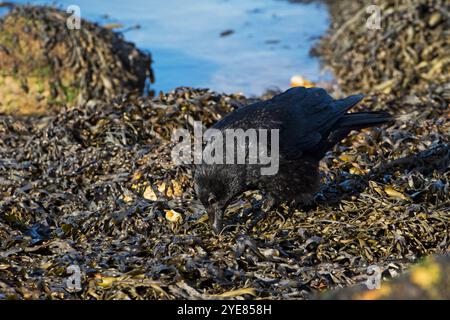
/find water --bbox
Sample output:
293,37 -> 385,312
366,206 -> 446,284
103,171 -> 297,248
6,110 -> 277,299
10,0 -> 330,96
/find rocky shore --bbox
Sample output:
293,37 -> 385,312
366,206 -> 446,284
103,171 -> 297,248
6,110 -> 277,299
0,2 -> 448,299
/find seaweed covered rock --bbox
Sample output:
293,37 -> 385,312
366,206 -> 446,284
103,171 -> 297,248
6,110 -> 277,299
0,4 -> 154,115
322,254 -> 450,299
314,0 -> 450,99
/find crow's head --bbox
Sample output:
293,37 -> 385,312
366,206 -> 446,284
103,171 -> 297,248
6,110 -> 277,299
193,166 -> 240,234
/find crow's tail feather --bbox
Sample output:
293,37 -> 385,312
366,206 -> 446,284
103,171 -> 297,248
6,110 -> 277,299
310,111 -> 394,159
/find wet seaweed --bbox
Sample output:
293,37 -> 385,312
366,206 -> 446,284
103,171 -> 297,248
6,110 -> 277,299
0,1 -> 449,299
0,85 -> 448,299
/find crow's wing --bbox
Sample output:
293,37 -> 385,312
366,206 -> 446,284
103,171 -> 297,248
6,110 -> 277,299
211,87 -> 364,160
276,87 -> 364,159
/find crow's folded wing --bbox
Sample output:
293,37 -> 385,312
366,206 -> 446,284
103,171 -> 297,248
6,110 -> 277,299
279,88 -> 364,160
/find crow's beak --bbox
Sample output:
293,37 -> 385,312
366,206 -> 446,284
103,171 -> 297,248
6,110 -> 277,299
207,205 -> 223,234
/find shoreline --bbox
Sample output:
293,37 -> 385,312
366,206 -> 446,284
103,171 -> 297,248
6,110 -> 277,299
0,1 -> 448,300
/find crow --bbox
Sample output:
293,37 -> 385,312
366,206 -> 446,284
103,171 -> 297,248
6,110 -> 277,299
194,87 -> 393,233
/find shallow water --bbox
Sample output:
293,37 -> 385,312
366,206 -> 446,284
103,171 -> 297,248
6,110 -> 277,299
12,0 -> 330,96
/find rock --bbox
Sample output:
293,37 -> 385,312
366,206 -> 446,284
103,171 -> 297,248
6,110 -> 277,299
321,254 -> 450,299
0,5 -> 154,115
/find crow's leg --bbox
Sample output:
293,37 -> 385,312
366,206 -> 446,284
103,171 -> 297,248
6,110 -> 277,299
290,192 -> 317,216
294,192 -> 315,207
286,201 -> 296,218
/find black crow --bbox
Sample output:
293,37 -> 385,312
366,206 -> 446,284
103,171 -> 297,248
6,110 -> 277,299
194,87 -> 393,233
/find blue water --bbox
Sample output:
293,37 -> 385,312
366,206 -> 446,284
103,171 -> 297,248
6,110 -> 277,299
9,0 -> 330,96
